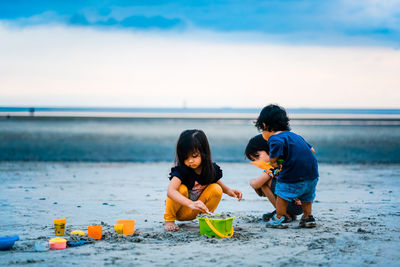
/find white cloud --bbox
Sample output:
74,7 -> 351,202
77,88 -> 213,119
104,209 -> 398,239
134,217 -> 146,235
0,23 -> 399,108
338,0 -> 400,29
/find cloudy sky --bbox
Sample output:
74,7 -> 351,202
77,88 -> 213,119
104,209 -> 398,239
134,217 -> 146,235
1,0 -> 399,108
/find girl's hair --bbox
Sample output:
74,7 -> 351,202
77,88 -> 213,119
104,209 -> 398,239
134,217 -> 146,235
244,134 -> 269,160
255,104 -> 291,132
175,129 -> 215,178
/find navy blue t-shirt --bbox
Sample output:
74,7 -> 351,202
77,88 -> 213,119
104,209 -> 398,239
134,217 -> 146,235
268,131 -> 318,184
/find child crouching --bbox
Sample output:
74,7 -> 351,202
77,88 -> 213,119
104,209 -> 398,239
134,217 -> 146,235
255,104 -> 319,229
164,129 -> 242,231
245,134 -> 303,222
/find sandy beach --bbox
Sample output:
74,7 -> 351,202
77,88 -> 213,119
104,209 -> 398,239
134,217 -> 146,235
2,1 -> 400,266
0,162 -> 399,266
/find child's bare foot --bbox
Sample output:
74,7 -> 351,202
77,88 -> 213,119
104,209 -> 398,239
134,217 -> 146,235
164,221 -> 179,231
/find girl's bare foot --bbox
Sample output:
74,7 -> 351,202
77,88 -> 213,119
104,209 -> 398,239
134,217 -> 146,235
164,221 -> 179,231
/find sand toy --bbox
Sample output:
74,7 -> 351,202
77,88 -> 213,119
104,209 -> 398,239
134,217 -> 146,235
114,224 -> 124,234
0,235 -> 19,250
117,220 -> 135,235
70,230 -> 85,236
197,214 -> 235,238
251,160 -> 274,173
49,237 -> 67,250
34,241 -> 50,252
67,241 -> 93,247
88,225 -> 102,240
53,218 -> 67,236
251,159 -> 284,172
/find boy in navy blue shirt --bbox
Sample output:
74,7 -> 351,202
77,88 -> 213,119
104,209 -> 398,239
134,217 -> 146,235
244,134 -> 303,222
255,104 -> 319,228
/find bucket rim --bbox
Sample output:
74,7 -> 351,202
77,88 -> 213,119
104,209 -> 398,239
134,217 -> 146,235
196,215 -> 235,222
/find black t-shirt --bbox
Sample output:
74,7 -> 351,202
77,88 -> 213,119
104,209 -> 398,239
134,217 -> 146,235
168,163 -> 223,190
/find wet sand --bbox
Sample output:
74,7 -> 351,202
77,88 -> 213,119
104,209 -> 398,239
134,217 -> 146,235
0,162 -> 399,266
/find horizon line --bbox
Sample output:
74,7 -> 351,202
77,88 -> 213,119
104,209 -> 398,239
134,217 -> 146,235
1,106 -> 400,114
1,106 -> 400,121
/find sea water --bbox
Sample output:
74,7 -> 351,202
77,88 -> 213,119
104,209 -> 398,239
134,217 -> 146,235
1,116 -> 399,163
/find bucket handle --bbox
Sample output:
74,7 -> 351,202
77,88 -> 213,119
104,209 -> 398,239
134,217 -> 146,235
204,218 -> 234,238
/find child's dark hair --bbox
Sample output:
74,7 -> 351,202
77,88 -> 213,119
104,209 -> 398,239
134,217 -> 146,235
175,129 -> 215,179
255,104 -> 291,132
245,134 -> 269,160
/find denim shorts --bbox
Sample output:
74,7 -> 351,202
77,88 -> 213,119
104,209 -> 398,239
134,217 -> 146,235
275,178 -> 318,202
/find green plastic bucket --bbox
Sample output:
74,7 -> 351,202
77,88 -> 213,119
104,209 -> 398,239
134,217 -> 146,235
196,215 -> 235,238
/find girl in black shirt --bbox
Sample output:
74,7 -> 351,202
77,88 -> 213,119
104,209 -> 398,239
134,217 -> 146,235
164,129 -> 242,231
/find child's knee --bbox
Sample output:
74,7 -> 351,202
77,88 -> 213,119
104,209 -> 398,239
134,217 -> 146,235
178,184 -> 189,197
207,183 -> 223,197
254,188 -> 265,197
249,179 -> 258,189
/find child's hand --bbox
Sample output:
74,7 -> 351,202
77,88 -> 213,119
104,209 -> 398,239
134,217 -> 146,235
188,200 -> 209,213
228,189 -> 242,201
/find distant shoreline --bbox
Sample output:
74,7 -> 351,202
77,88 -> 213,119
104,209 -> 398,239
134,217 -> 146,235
1,112 -> 400,121
1,107 -> 400,120
1,107 -> 400,114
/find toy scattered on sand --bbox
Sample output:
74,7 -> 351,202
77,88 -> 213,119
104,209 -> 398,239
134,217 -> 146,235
197,213 -> 235,238
3,214 -> 234,253
0,235 -> 19,250
88,225 -> 102,240
34,241 -> 50,252
53,218 -> 67,236
49,237 -> 67,250
114,224 -> 124,234
67,241 -> 93,247
116,220 -> 135,235
70,230 -> 85,236
1,217 -> 139,254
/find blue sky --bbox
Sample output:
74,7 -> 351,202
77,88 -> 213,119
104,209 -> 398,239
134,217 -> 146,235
0,1 -> 399,108
1,0 -> 399,46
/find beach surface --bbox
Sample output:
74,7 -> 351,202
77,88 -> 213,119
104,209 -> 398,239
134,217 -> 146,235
0,162 -> 399,266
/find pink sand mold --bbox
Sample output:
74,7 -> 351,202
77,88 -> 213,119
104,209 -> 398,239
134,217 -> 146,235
49,237 -> 67,250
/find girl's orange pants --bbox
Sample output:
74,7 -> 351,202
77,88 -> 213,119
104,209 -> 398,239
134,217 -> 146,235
164,183 -> 223,222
